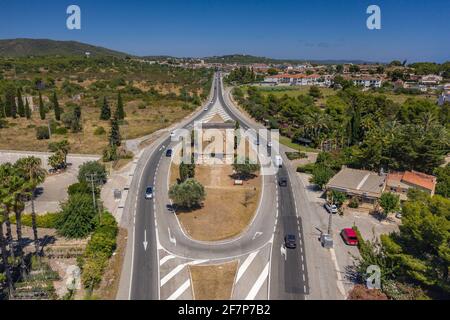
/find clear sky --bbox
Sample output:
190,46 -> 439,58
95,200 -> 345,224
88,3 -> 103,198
0,0 -> 449,62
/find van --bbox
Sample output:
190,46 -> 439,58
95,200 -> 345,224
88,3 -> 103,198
275,155 -> 283,168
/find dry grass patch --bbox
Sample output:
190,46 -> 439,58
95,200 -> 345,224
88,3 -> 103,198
189,261 -> 238,300
171,163 -> 261,241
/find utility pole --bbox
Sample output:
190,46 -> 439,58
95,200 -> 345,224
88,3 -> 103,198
85,173 -> 98,218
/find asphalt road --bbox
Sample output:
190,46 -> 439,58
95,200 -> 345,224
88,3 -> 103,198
128,73 -> 309,300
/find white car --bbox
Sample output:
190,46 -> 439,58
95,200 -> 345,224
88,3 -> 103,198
267,141 -> 273,148
204,107 -> 208,111
145,186 -> 153,200
324,203 -> 338,214
170,131 -> 175,138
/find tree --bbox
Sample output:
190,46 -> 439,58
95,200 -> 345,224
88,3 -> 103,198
179,162 -> 195,183
379,192 -> 400,219
267,68 -> 278,76
115,93 -> 125,120
38,91 -> 45,120
48,140 -> 70,168
4,85 -> 16,118
52,91 -> 61,121
330,190 -> 346,208
48,151 -> 66,170
0,97 -> 5,118
232,157 -> 260,180
109,115 -> 121,147
309,86 -> 322,99
100,96 -> 111,120
17,88 -> 25,118
310,165 -> 335,190
25,98 -> 31,119
169,178 -> 205,209
56,193 -> 97,239
335,64 -> 344,74
14,157 -> 46,255
434,164 -> 450,198
381,195 -> 450,295
78,161 -> 107,185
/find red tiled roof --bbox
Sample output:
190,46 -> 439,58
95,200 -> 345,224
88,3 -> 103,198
402,171 -> 436,191
388,171 -> 436,191
268,73 -> 320,79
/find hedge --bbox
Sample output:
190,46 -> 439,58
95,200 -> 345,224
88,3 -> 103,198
10,212 -> 59,229
80,211 -> 118,292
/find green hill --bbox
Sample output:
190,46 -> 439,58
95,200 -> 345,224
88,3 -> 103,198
0,38 -> 130,58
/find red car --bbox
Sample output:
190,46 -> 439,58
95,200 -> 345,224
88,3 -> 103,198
340,228 -> 359,246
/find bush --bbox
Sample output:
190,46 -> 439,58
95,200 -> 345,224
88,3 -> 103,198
169,178 -> 206,209
68,182 -> 100,197
54,127 -> 68,135
10,212 -> 59,229
80,211 -> 118,291
36,126 -> 50,140
286,152 -> 307,160
94,126 -> 106,135
348,197 -> 360,208
297,163 -> 315,173
56,193 -> 97,239
78,161 -> 107,184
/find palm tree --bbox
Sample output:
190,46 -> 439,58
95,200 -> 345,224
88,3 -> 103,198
0,164 -> 16,261
15,157 -> 46,255
0,214 -> 14,299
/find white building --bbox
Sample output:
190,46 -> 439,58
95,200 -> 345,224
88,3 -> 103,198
351,77 -> 383,88
264,73 -> 322,86
438,84 -> 450,106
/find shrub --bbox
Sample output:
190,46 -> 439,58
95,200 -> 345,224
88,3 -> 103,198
56,193 -> 97,239
54,127 -> 68,135
94,126 -> 106,135
36,126 -> 50,140
10,212 -> 59,229
297,163 -> 315,173
286,152 -> 308,160
349,197 -> 360,208
169,178 -> 206,209
78,161 -> 107,184
68,182 -> 100,197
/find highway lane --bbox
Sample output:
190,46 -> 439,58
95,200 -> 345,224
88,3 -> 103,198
129,72 -> 309,300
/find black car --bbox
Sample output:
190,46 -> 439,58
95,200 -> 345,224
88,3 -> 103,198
278,177 -> 288,187
284,234 -> 296,249
166,149 -> 173,157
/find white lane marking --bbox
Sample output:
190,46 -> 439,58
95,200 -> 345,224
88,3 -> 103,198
160,264 -> 185,287
330,248 -> 347,297
245,263 -> 270,300
280,245 -> 287,261
160,254 -> 176,266
166,279 -> 191,300
160,259 -> 208,287
252,232 -> 263,240
168,227 -> 177,246
143,230 -> 148,251
235,251 -> 258,283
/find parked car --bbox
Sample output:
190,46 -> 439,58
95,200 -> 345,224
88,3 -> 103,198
267,141 -> 273,148
145,186 -> 154,200
166,149 -> 173,157
340,228 -> 359,246
204,107 -> 208,111
170,131 -> 175,138
324,203 -> 338,214
278,177 -> 288,187
284,234 -> 297,249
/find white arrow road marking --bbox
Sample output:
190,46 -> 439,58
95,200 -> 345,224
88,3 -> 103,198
168,227 -> 177,246
143,230 -> 148,251
280,245 -> 287,261
245,262 -> 270,300
252,232 -> 263,240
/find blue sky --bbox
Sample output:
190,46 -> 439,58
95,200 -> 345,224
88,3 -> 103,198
0,0 -> 449,62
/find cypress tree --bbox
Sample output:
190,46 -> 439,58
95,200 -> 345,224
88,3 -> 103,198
100,96 -> 111,120
17,88 -> 25,117
25,98 -> 31,119
4,86 -> 16,118
109,115 -> 121,147
53,91 -> 61,121
0,97 -> 5,118
115,92 -> 125,120
38,92 -> 45,120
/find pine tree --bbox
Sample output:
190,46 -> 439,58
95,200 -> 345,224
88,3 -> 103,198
109,115 -> 121,147
25,98 -> 31,119
100,96 -> 111,120
115,93 -> 125,120
38,92 -> 45,120
53,91 -> 61,121
17,88 -> 25,117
